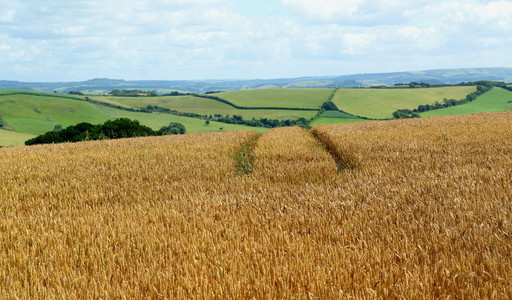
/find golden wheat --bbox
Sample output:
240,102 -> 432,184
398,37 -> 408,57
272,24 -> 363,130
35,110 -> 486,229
0,112 -> 511,298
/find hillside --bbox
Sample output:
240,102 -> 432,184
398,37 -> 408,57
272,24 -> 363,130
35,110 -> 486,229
2,83 -> 512,146
333,86 -> 476,119
0,91 -> 265,146
2,67 -> 512,93
421,87 -> 512,117
89,94 -> 318,120
1,112 -> 511,298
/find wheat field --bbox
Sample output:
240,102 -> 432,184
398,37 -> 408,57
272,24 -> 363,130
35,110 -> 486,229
1,112 -> 511,298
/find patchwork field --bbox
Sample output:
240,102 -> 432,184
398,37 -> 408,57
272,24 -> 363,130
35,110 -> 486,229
1,111 -> 510,298
333,86 -> 476,119
90,94 -> 317,120
421,87 -> 512,117
0,92 -> 265,146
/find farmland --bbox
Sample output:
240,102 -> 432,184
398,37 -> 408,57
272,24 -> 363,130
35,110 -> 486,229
0,92 -> 265,146
89,94 -> 317,120
421,87 -> 512,117
2,83 -> 512,147
333,86 -> 476,119
1,111 -> 511,298
216,88 -> 333,109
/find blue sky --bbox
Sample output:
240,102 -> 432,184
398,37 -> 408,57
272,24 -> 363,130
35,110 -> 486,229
0,0 -> 511,81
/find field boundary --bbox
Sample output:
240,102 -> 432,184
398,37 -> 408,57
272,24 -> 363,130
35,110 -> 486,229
194,94 -> 318,111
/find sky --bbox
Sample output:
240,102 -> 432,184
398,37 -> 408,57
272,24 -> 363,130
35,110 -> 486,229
0,0 -> 511,81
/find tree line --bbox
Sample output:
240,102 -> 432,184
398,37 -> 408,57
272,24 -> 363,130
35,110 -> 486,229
25,118 -> 185,145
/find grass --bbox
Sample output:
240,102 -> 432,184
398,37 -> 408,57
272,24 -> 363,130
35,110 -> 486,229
0,91 -> 266,145
89,103 -> 267,134
90,95 -> 317,120
216,88 -> 334,109
421,87 -> 512,117
1,112 -> 510,298
309,110 -> 368,126
333,86 -> 476,119
0,129 -> 35,146
0,94 -> 108,135
310,117 -> 369,126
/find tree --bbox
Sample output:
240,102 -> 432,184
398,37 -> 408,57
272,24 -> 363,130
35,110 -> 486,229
100,118 -> 157,139
321,101 -> 338,111
159,122 -> 186,135
205,120 -> 210,126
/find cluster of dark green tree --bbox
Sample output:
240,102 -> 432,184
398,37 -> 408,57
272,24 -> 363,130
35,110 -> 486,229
25,118 -> 185,145
110,89 -> 158,97
392,83 -> 495,119
211,114 -> 310,128
0,116 -> 4,128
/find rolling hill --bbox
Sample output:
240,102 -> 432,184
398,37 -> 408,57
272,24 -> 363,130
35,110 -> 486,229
332,86 -> 476,119
0,91 -> 266,146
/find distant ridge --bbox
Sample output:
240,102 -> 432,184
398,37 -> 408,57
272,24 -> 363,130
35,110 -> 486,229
1,67 -> 511,93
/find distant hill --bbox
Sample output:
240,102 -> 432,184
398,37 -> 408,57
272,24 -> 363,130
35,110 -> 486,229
1,67 -> 512,93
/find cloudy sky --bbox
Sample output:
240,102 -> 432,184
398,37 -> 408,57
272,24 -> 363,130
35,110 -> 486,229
1,0 -> 511,81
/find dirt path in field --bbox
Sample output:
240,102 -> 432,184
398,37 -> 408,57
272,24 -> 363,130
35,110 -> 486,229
248,126 -> 339,183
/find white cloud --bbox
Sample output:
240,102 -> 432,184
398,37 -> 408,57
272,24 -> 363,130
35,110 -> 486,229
0,9 -> 15,22
341,33 -> 376,55
0,0 -> 511,81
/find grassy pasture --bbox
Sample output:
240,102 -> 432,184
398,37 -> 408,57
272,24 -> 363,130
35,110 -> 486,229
0,130 -> 35,147
0,94 -> 108,135
0,91 -> 266,145
216,88 -> 334,109
421,87 -> 512,117
88,103 -> 267,134
90,95 -> 317,120
310,117 -> 368,126
309,110 -> 368,126
333,86 -> 476,119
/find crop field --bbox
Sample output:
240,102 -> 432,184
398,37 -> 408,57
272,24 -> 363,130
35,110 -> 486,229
216,88 -> 334,109
1,111 -> 510,298
333,86 -> 476,119
91,95 -> 317,120
421,87 -> 512,117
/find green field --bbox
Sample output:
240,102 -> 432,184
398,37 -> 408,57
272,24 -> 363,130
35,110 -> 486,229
216,88 -> 334,109
0,94 -> 108,135
333,86 -> 476,119
309,110 -> 367,126
421,87 -> 512,117
0,130 -> 35,147
0,91 -> 266,146
88,103 -> 267,134
90,95 -> 317,120
310,117 -> 368,126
